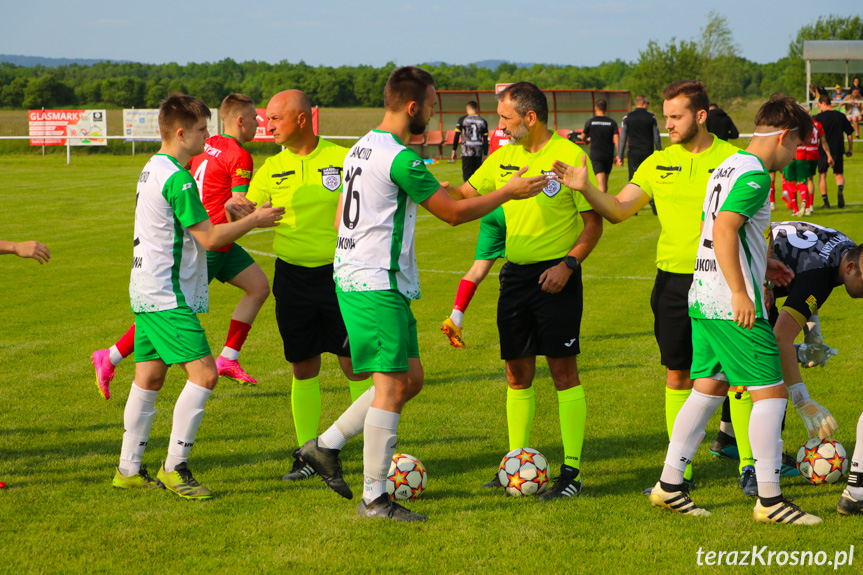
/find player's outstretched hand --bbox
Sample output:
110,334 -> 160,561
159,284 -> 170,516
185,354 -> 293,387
765,258 -> 794,287
252,201 -> 285,228
731,291 -> 755,330
503,165 -> 546,200
15,241 -> 50,264
551,156 -> 589,192
225,195 -> 257,222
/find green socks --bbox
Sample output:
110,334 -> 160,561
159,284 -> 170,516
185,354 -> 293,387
666,387 -> 693,481
506,386 -> 535,450
558,385 -> 586,471
291,376 -> 321,445
729,390 -> 754,472
349,378 -> 373,403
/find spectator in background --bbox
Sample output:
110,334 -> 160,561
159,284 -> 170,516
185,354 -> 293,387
451,101 -> 489,182
832,84 -> 845,104
842,87 -> 861,139
809,84 -> 828,112
580,99 -> 619,193
706,103 -> 739,141
617,94 -> 662,214
814,95 -> 854,208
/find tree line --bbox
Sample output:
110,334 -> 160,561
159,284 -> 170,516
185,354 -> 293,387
1,14 -> 860,111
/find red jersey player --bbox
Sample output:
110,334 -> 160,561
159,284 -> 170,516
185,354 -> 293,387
91,94 -> 270,397
780,119 -> 833,216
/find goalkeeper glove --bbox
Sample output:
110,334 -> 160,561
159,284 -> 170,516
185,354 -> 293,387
795,343 -> 838,368
804,315 -> 823,345
788,382 -> 838,439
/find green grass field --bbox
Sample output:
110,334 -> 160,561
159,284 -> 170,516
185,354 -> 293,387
1,148 -> 863,574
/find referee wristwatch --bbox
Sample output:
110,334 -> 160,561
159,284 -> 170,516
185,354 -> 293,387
563,256 -> 580,271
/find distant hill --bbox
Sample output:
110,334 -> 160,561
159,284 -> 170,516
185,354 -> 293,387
0,54 -> 132,67
425,59 -> 549,69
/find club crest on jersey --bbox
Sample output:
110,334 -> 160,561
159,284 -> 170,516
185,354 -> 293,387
541,171 -> 560,197
319,165 -> 343,192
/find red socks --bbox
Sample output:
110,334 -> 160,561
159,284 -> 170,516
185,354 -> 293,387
116,324 -> 136,358
453,280 -> 478,312
224,319 -> 252,352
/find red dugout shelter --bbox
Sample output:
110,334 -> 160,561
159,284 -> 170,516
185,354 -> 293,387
434,89 -> 631,133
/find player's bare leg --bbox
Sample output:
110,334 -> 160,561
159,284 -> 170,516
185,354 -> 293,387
216,263 -> 269,384
595,172 -> 609,194
819,172 -> 830,208
835,173 -> 846,208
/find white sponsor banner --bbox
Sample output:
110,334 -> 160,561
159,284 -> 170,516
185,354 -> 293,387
29,109 -> 107,146
123,109 -> 219,141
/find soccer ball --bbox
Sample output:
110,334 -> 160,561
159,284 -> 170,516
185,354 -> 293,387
796,437 -> 849,485
497,448 -> 549,497
387,453 -> 427,501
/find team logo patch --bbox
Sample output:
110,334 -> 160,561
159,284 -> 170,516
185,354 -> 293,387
806,295 -> 818,314
236,168 -> 252,179
319,165 -> 343,192
541,171 -> 560,197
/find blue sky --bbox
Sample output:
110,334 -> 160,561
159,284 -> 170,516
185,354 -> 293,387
1,2 -> 858,67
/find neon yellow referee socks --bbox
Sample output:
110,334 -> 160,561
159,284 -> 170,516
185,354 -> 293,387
729,390 -> 754,472
291,375 -> 321,445
506,386 -> 535,450
349,378 -> 373,403
558,385 -> 586,471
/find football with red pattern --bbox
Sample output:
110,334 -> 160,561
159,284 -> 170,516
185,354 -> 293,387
497,447 -> 549,497
387,453 -> 427,501
796,437 -> 849,485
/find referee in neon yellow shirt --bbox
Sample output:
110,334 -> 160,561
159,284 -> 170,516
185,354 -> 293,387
449,82 -> 604,500
238,90 -> 372,482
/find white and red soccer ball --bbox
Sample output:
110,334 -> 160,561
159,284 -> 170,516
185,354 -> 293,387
497,447 -> 549,497
387,453 -> 427,501
796,437 -> 849,485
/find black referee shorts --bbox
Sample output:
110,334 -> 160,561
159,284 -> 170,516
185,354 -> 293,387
462,156 -> 483,182
590,156 -> 614,176
628,153 -> 650,181
650,269 -> 693,371
818,149 -> 844,175
497,259 -> 583,360
273,258 -> 350,363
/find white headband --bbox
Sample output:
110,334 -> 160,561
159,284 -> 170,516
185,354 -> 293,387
751,127 -> 799,137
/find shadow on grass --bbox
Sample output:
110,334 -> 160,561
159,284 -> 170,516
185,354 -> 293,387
589,331 -> 654,341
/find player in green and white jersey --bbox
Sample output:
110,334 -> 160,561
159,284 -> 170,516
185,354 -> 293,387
296,67 -> 546,521
112,94 -> 284,499
552,81 -> 793,493
645,94 -> 822,524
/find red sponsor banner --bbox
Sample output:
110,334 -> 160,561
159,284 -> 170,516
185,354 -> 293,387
253,106 -> 319,142
489,128 -> 509,154
28,109 -> 106,146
